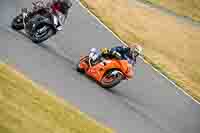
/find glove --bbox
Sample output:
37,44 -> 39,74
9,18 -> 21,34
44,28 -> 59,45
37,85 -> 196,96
89,52 -> 98,61
92,54 -> 98,61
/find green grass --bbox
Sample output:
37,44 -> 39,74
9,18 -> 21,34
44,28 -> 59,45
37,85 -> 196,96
0,62 -> 114,133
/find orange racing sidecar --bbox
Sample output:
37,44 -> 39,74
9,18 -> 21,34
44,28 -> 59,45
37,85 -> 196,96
76,55 -> 134,88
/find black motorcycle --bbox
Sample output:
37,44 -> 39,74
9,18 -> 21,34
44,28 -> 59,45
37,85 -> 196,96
11,1 -> 58,43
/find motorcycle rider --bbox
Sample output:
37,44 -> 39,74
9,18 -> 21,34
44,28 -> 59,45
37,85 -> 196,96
49,0 -> 72,30
25,0 -> 72,31
90,44 -> 143,66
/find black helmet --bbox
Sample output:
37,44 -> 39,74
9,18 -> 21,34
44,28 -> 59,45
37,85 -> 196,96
61,0 -> 72,14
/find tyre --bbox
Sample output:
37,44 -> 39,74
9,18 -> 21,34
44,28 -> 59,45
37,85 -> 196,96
11,14 -> 24,30
30,23 -> 54,43
100,69 -> 124,89
76,63 -> 85,73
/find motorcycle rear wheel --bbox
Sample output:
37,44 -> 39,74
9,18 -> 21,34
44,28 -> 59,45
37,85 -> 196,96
31,23 -> 54,43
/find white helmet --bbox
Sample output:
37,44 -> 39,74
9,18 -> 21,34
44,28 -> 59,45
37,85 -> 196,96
134,45 -> 142,54
130,44 -> 142,57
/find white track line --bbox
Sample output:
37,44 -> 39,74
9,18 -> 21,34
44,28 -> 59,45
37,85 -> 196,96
78,1 -> 200,104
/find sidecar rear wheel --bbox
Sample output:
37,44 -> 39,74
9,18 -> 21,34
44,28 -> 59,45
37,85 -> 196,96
100,69 -> 124,89
76,63 -> 85,73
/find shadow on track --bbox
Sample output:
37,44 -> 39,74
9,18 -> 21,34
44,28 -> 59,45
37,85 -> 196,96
10,27 -> 77,67
106,86 -> 171,133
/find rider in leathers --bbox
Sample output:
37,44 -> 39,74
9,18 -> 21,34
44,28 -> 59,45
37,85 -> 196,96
28,0 -> 72,30
49,0 -> 72,30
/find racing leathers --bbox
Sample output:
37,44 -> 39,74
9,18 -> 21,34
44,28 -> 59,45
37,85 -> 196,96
109,45 -> 136,65
90,45 -> 137,66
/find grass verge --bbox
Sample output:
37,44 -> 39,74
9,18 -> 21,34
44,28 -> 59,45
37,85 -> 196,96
0,62 -> 114,133
80,0 -> 200,102
145,0 -> 200,22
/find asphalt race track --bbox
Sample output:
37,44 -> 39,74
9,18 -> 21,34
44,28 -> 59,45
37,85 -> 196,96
0,0 -> 200,133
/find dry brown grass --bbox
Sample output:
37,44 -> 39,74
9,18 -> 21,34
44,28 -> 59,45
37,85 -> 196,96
0,62 -> 114,133
146,0 -> 200,22
80,0 -> 200,101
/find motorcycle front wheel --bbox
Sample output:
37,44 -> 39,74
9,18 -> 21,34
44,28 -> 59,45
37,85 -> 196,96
11,14 -> 24,30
